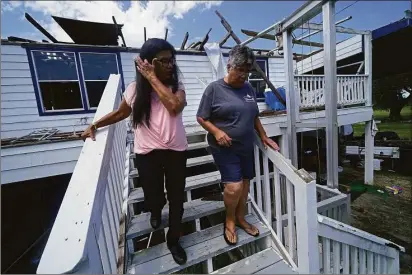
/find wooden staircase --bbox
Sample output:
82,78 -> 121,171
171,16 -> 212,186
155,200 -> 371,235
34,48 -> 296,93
124,137 -> 296,274
36,75 -> 404,275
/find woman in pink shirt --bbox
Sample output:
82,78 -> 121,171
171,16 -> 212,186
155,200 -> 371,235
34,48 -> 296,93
81,38 -> 188,265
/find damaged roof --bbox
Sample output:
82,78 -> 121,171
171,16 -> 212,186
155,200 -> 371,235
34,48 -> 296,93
52,16 -> 123,46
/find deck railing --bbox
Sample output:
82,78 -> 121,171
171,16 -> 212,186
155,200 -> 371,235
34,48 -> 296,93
295,75 -> 368,108
318,215 -> 404,274
251,135 -> 320,273
251,135 -> 403,274
37,75 -> 129,274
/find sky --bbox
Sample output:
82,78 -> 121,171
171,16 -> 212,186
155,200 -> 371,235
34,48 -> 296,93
1,1 -> 411,50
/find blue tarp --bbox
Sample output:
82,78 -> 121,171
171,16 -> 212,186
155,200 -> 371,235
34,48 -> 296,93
264,87 -> 286,111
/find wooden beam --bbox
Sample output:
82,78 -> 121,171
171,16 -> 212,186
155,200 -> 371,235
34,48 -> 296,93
294,16 -> 352,42
219,32 -> 232,47
215,10 -> 286,106
198,28 -> 212,51
283,30 -> 298,166
294,39 -> 323,48
180,32 -> 189,50
323,1 -> 339,189
276,0 -> 325,34
299,22 -> 370,35
242,29 -> 322,48
241,29 -> 277,41
112,16 -> 126,47
25,13 -> 59,43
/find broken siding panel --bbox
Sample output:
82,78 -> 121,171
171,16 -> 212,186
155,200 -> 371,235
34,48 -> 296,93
297,35 -> 362,74
0,44 -> 95,139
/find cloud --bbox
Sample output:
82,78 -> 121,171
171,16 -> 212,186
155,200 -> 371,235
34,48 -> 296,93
2,0 -> 222,47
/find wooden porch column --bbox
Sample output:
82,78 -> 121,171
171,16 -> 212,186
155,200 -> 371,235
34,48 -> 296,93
364,32 -> 373,106
283,30 -> 298,166
364,32 -> 374,185
322,1 -> 339,189
364,121 -> 374,185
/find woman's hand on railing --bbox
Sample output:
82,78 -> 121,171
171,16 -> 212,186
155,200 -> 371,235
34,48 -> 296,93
261,135 -> 279,151
81,124 -> 96,141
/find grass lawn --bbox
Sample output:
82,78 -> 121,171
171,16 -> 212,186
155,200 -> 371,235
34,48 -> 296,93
353,108 -> 412,140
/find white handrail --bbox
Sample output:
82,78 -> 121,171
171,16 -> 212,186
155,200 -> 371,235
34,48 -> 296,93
252,134 -> 320,273
37,75 -> 127,274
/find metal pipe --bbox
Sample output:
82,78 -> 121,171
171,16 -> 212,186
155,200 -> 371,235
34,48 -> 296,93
164,28 -> 168,40
295,16 -> 352,42
144,27 -> 147,42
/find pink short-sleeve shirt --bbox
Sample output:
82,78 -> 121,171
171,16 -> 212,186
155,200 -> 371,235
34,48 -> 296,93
123,81 -> 188,155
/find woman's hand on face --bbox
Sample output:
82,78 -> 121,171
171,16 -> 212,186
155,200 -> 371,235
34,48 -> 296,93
262,136 -> 279,151
81,125 -> 96,141
214,130 -> 232,147
135,56 -> 157,81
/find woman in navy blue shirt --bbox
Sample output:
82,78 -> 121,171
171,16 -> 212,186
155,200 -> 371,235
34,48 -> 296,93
196,45 -> 279,245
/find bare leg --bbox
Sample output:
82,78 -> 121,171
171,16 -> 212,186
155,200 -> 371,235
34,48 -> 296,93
236,179 -> 259,235
223,181 -> 243,243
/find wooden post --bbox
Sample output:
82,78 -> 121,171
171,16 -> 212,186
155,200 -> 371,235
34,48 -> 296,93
364,33 -> 372,106
283,30 -> 298,166
364,120 -> 374,185
322,1 -> 339,189
294,179 -> 320,273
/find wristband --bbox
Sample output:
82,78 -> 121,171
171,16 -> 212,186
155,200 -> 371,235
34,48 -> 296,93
92,124 -> 98,131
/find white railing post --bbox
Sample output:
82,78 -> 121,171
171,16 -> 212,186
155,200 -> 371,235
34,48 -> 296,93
364,33 -> 373,107
294,179 -> 320,273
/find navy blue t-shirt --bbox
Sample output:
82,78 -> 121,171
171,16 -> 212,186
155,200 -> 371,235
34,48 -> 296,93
196,78 -> 259,156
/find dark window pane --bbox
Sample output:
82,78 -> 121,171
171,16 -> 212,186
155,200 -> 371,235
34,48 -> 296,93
250,80 -> 266,99
39,82 -> 83,111
33,51 -> 78,81
81,53 -> 118,80
249,60 -> 267,80
85,81 -> 108,108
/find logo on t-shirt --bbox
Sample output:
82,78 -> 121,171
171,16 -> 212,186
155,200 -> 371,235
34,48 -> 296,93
244,94 -> 255,102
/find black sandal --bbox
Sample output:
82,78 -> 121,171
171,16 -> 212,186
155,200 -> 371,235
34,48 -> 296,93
237,223 -> 260,237
223,223 -> 237,245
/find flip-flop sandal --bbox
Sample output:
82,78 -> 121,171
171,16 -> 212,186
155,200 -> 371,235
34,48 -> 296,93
236,223 -> 260,237
223,223 -> 237,245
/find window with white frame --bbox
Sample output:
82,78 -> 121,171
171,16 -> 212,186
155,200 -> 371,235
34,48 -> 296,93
248,59 -> 268,100
32,51 -> 83,111
80,53 -> 119,108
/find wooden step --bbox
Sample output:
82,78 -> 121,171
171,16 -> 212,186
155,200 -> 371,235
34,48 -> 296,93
127,214 -> 270,274
212,248 -> 297,274
126,196 -> 226,240
128,171 -> 221,204
129,155 -> 214,179
129,142 -> 209,159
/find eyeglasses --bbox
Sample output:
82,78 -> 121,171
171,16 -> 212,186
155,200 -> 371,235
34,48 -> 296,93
155,57 -> 176,68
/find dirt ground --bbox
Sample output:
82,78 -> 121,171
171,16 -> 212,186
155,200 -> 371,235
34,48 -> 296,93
339,166 -> 412,274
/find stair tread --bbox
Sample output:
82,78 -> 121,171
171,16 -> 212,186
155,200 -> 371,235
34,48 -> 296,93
127,214 -> 270,274
129,155 -> 214,178
128,171 -> 221,204
129,142 -> 209,159
212,248 -> 296,274
126,196 -> 226,240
